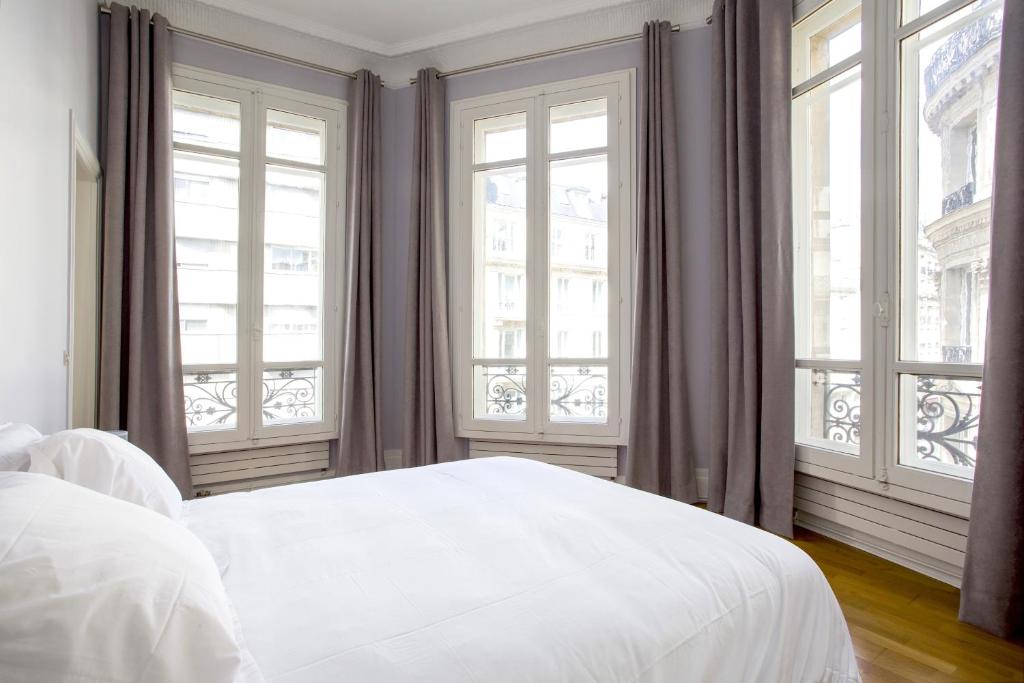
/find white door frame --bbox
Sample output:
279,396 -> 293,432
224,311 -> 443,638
66,110 -> 102,428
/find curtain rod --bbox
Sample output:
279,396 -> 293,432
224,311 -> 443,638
408,24 -> 681,85
98,6 -> 358,80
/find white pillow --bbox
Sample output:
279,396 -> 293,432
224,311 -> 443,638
0,471 -> 256,683
27,428 -> 183,519
0,422 -> 42,471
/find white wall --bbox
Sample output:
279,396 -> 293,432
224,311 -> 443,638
0,0 -> 99,433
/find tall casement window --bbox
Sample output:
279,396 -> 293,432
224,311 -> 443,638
450,72 -> 634,445
171,67 -> 345,452
792,0 -> 1003,510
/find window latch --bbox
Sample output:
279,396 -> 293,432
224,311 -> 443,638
874,293 -> 890,328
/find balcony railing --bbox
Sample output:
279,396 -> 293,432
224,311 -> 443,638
183,367 -> 320,430
820,372 -> 980,469
924,8 -> 1001,99
479,365 -> 608,421
941,181 -> 975,216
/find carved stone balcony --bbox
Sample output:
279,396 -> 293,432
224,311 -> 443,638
924,9 -> 1001,100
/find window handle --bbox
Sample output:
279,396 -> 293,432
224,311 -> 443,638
874,293 -> 890,328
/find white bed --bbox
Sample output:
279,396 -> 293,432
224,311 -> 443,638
185,456 -> 860,682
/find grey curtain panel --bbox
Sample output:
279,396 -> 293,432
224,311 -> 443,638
707,0 -> 794,537
402,68 -> 461,468
959,0 -> 1024,640
625,21 -> 696,502
98,3 -> 191,496
338,70 -> 385,476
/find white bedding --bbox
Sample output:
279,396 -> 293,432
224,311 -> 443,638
186,456 -> 860,682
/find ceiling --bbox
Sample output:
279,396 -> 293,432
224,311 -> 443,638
192,0 -> 639,56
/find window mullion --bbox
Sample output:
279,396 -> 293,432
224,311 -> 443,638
247,93 -> 267,440
792,52 -> 863,98
529,95 -> 547,437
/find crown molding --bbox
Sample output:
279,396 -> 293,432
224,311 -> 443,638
378,0 -> 711,85
112,0 -> 712,88
190,0 -> 645,56
119,0 -> 390,76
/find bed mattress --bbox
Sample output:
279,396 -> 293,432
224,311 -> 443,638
185,456 -> 859,682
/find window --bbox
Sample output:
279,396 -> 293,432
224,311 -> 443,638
792,0 -> 1003,508
451,72 -> 633,444
172,67 -> 345,451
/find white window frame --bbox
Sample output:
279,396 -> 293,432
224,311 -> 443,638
172,65 -> 346,454
792,0 -> 876,481
793,0 -> 1001,516
449,71 -> 635,446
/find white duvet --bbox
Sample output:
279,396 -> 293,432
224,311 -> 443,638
186,456 -> 860,683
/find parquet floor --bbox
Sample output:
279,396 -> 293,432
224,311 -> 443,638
794,528 -> 1024,682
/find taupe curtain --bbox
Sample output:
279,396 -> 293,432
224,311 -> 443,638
402,68 -> 461,467
959,0 -> 1024,639
707,0 -> 794,537
338,70 -> 384,476
98,3 -> 190,495
625,21 -> 696,502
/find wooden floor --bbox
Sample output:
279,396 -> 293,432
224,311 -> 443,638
794,528 -> 1024,682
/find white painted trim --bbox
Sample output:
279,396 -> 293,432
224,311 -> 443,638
189,0 -> 664,57
796,512 -> 963,587
66,110 -> 102,430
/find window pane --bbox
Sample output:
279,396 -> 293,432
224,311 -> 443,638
549,155 -> 608,359
474,365 -> 527,420
262,367 -> 322,425
550,365 -> 608,423
899,374 -> 980,477
792,67 -> 861,360
792,0 -> 861,85
549,99 -> 607,154
174,151 -> 239,366
173,90 -> 240,152
474,166 -> 527,359
266,109 -> 325,165
183,370 -> 238,431
795,368 -> 861,455
474,113 -> 526,163
263,165 -> 325,363
900,1 -> 1000,362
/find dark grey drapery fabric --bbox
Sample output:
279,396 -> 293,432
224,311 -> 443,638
625,21 -> 696,502
707,0 -> 794,537
402,68 -> 461,468
98,3 -> 190,495
959,0 -> 1024,640
338,70 -> 384,476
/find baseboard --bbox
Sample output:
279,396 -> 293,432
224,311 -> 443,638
795,511 -> 963,587
383,449 -> 402,470
695,468 -> 708,500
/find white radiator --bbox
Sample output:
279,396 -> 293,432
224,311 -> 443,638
793,472 -> 968,585
191,441 -> 331,496
469,440 -> 618,478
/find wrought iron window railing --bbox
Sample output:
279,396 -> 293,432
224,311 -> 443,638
480,365 -> 608,422
941,181 -> 975,216
817,371 -> 981,469
183,368 -> 320,430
